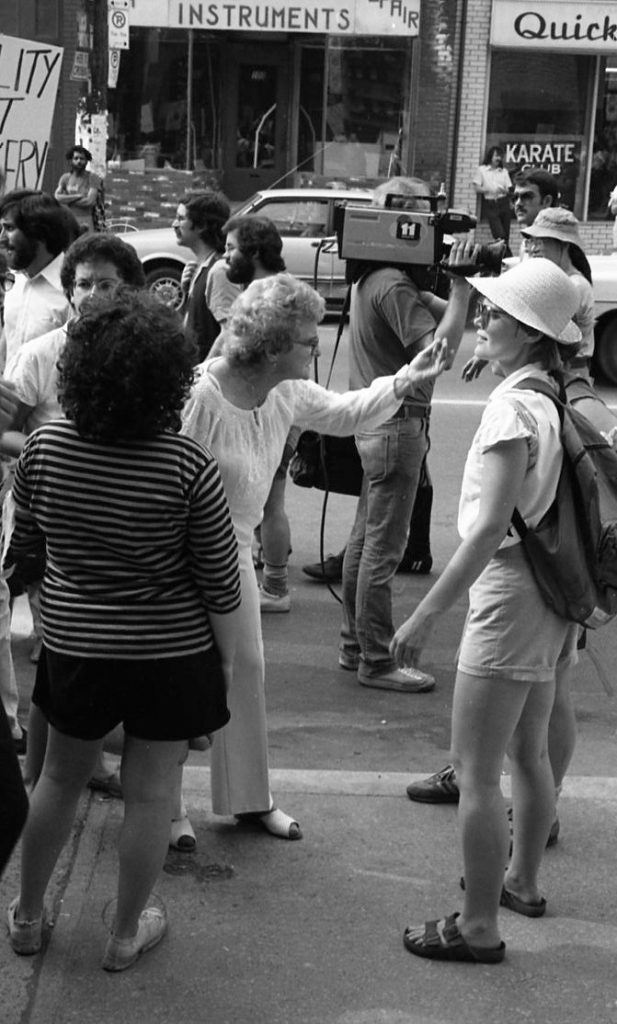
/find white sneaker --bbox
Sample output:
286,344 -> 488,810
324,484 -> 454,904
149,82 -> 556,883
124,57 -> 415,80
358,666 -> 435,693
7,898 -> 45,955
258,586 -> 290,613
102,905 -> 167,972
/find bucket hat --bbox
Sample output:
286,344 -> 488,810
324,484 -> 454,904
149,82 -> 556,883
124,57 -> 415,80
467,257 -> 581,345
520,207 -> 585,251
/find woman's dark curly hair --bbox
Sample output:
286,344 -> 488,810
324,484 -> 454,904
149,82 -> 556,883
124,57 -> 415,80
57,290 -> 197,441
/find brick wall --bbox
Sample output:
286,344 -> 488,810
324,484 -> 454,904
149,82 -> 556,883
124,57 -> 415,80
104,167 -> 224,229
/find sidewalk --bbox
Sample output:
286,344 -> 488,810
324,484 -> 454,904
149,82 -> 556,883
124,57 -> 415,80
2,765 -> 617,1024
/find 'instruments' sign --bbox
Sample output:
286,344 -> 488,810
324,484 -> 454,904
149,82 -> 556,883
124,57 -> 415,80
128,0 -> 420,35
492,1 -> 617,50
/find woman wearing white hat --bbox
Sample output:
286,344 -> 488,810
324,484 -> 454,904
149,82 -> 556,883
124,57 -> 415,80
391,258 -> 581,964
521,207 -> 594,373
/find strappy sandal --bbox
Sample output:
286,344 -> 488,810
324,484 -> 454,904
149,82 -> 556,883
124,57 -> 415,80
459,876 -> 547,918
403,912 -> 505,963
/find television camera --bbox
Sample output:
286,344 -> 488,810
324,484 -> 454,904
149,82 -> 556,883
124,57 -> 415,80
332,192 -> 505,285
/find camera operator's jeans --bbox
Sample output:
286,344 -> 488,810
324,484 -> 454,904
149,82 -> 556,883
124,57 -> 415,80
340,412 -> 429,677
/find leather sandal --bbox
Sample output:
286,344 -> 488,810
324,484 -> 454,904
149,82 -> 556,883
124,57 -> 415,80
403,912 -> 505,963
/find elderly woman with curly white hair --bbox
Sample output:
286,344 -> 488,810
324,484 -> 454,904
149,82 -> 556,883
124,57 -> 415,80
174,272 -> 453,845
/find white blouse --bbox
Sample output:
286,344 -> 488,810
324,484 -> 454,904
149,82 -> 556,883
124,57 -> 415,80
457,365 -> 563,548
181,358 -> 405,548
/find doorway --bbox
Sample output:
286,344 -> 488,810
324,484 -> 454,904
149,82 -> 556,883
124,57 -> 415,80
223,43 -> 291,200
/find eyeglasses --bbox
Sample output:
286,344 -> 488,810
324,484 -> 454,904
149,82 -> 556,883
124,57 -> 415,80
477,303 -> 510,330
294,336 -> 320,356
0,273 -> 15,292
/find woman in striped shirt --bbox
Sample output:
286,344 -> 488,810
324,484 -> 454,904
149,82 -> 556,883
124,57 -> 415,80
6,292 -> 242,972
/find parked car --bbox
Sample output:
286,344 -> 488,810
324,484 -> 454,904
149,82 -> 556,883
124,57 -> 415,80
587,253 -> 617,383
118,187 -> 373,311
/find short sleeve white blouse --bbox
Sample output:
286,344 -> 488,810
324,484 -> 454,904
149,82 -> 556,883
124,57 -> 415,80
457,365 -> 563,548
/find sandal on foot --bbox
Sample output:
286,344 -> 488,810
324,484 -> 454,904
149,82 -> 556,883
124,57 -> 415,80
169,814 -> 196,852
459,876 -> 547,918
403,912 -> 505,964
500,886 -> 546,918
236,807 -> 302,840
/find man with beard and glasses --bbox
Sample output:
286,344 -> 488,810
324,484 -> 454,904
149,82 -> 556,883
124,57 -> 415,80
172,192 -> 240,362
0,190 -> 79,371
216,216 -> 296,612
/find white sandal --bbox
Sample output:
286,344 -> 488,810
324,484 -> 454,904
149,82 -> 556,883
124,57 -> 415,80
236,806 -> 302,841
169,810 -> 196,852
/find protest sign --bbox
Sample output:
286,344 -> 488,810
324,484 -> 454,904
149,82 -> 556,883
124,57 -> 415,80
0,34 -> 63,190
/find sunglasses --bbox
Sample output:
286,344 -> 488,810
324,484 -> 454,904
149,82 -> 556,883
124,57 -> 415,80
0,272 -> 15,292
477,303 -> 509,330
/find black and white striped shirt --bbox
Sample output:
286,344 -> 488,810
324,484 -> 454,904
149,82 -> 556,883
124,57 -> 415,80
11,421 -> 241,659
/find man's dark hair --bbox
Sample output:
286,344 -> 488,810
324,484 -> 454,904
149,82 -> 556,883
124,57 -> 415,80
60,232 -> 146,295
58,289 -> 196,441
66,144 -> 92,163
0,189 -> 79,256
223,215 -> 286,273
515,169 -> 560,206
182,191 -> 231,252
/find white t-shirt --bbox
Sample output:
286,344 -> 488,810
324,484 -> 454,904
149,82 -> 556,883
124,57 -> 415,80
2,254 -> 69,370
5,324 -> 66,432
458,365 -> 563,548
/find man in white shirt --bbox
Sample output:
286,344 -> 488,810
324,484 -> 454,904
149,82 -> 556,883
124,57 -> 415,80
0,190 -> 79,370
0,190 -> 78,751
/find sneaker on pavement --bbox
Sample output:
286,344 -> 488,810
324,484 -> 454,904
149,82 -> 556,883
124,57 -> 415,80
406,764 -> 460,803
102,905 -> 167,972
87,771 -> 123,800
302,553 -> 343,583
258,586 -> 290,613
358,666 -> 435,693
7,898 -> 45,956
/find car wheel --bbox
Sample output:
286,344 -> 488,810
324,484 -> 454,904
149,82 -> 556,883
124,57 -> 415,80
145,265 -> 184,309
593,315 -> 617,385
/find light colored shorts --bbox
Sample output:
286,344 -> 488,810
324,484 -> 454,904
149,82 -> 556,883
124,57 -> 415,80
457,544 -> 579,683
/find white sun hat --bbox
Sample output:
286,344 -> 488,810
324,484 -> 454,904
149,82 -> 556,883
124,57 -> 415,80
467,257 -> 582,346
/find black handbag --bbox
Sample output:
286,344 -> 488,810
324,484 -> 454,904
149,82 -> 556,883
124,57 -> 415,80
289,430 -> 363,496
289,287 -> 364,496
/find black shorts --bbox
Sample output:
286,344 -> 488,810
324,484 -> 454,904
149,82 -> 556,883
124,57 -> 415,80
32,645 -> 230,742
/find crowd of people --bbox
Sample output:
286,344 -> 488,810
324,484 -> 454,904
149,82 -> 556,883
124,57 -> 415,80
0,162 -> 609,972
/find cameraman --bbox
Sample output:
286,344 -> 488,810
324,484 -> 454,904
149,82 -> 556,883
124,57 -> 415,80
339,177 -> 475,693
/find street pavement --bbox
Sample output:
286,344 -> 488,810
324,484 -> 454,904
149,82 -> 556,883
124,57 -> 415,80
1,354 -> 616,1022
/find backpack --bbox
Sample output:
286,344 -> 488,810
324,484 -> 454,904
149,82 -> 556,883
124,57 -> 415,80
510,375 -> 617,629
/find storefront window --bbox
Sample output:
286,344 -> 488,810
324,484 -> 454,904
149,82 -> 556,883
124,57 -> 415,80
298,37 -> 411,183
590,59 -> 617,221
485,51 -> 592,218
108,28 -> 221,169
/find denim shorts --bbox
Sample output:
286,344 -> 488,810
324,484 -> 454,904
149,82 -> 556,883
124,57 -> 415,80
33,645 -> 230,741
457,545 -> 579,682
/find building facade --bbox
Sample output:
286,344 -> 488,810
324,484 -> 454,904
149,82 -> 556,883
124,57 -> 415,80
455,0 -> 617,253
1,0 -> 617,252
